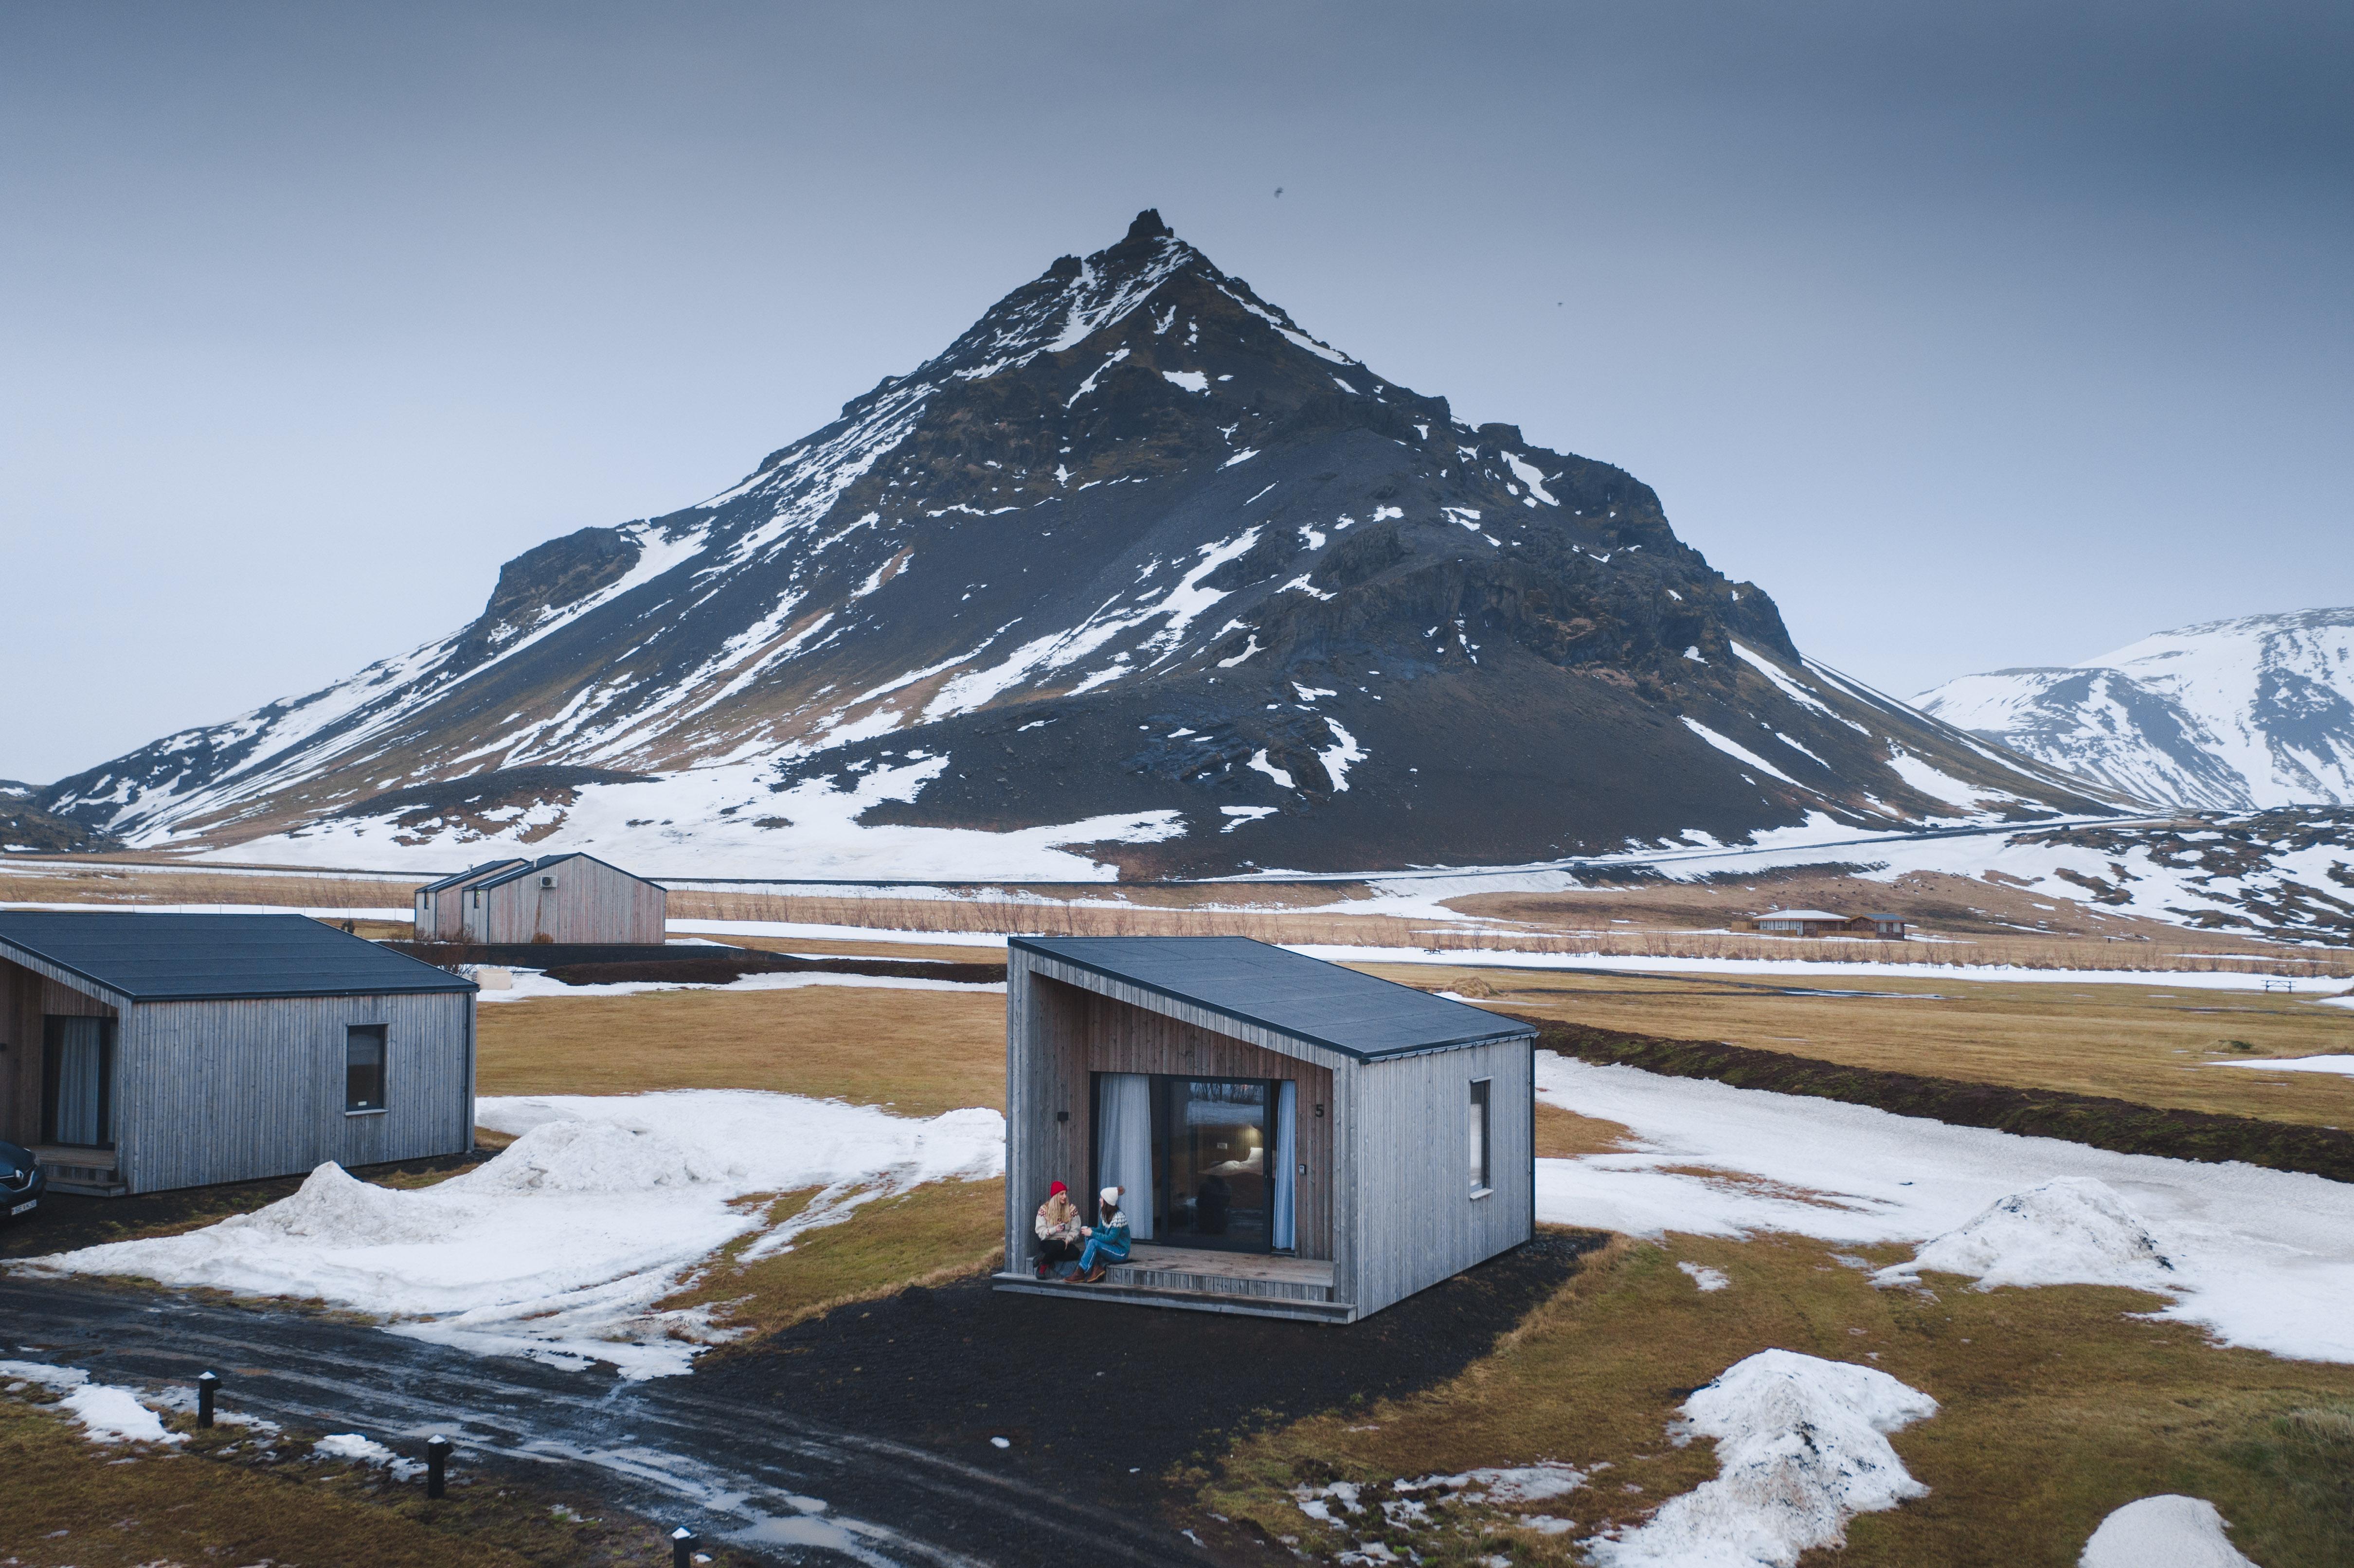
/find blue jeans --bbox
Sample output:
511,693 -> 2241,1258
1076,1234 -> 1129,1273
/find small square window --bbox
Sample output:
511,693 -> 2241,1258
1469,1078 -> 1491,1194
346,1025 -> 387,1113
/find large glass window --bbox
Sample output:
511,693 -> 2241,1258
346,1025 -> 387,1113
1469,1078 -> 1491,1194
41,1016 -> 114,1149
1154,1078 -> 1271,1250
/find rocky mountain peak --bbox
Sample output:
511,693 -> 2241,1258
35,214 -> 2122,875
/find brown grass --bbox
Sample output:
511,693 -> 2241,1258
0,860 -> 418,913
0,1392 -> 756,1566
474,984 -> 1006,1116
668,883 -> 2349,977
1195,1232 -> 2354,1567
1395,963 -> 2354,1131
659,1177 -> 1006,1347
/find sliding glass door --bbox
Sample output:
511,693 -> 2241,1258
1155,1077 -> 1272,1252
42,1016 -> 114,1149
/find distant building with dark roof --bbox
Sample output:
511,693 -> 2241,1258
997,936 -> 1534,1323
0,912 -> 476,1196
1732,909 -> 1907,939
413,853 -> 666,946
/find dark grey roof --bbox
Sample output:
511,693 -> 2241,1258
1011,936 -> 1530,1060
0,913 -> 477,1001
470,852 -> 657,894
417,858 -> 529,895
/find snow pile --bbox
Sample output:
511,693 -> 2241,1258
25,1091 -> 1005,1378
2079,1495 -> 2257,1568
1534,1055 -> 2354,1363
1874,1178 -> 2177,1292
0,1360 -> 182,1445
315,1431 -> 427,1480
1586,1350 -> 1937,1568
1679,1262 -> 1731,1292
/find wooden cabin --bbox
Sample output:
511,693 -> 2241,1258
997,936 -> 1534,1323
412,859 -> 528,941
0,912 -> 476,1196
415,853 -> 667,946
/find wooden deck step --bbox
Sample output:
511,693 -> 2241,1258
991,1244 -> 1348,1321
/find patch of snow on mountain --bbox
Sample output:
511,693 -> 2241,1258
1681,719 -> 1804,788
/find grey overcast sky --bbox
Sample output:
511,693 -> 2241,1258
4,1 -> 2348,784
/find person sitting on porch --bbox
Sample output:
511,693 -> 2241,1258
1073,1185 -> 1132,1283
1032,1180 -> 1082,1278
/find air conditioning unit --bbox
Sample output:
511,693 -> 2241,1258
539,875 -> 558,889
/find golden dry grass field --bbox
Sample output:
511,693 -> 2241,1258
1383,962 -> 2354,1129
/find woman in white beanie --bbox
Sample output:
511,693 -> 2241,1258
1071,1184 -> 1132,1283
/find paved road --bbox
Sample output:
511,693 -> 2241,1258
0,1274 -> 1204,1567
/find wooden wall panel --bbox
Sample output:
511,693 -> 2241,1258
1348,1037 -> 1533,1318
1082,993 -> 1335,1261
1004,956 -> 1341,1268
0,957 -> 118,1149
460,857 -> 666,945
118,990 -> 473,1194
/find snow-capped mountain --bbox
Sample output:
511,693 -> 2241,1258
35,212 -> 2122,878
1918,608 -> 2354,811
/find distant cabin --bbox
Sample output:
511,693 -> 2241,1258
412,853 -> 666,946
998,936 -> 1535,1323
0,912 -> 476,1197
1732,909 -> 1907,939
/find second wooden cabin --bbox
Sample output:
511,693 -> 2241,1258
411,853 -> 666,946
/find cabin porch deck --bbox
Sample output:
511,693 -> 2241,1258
991,1242 -> 1351,1323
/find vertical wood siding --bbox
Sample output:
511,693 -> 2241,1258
1078,991 -> 1336,1260
116,990 -> 474,1194
1006,947 -> 1532,1319
1345,1037 -> 1533,1318
1007,955 -> 1342,1265
1,957 -> 119,1147
460,857 -> 666,945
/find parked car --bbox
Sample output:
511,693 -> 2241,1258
1,1140 -> 45,1221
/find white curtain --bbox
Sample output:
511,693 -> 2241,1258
1273,1079 -> 1297,1251
1096,1072 -> 1154,1242
50,1018 -> 108,1146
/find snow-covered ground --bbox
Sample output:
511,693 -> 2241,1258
1535,1055 -> 2354,1363
0,1360 -> 184,1444
19,1091 -> 1003,1379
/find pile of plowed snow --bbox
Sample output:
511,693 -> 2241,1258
1874,1178 -> 2178,1292
1586,1349 -> 1938,1568
2080,1495 -> 2258,1567
23,1090 -> 1003,1378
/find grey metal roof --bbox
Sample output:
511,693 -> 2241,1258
416,858 -> 529,896
1011,936 -> 1530,1061
0,912 -> 478,1001
469,852 -> 657,894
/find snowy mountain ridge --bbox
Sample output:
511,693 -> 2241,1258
34,212 -> 2122,878
1918,607 -> 2354,810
